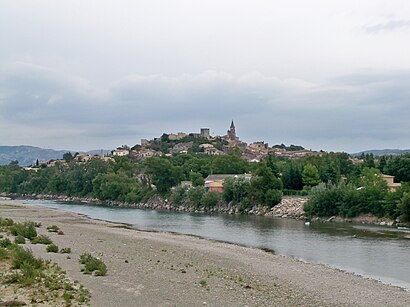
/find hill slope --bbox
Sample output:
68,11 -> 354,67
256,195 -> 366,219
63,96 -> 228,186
0,146 -> 111,166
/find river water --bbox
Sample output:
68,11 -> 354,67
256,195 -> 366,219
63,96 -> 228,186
19,199 -> 410,290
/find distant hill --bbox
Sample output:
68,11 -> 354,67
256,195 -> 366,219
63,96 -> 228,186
0,146 -> 111,166
351,149 -> 410,157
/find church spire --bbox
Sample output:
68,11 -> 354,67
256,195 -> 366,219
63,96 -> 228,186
227,120 -> 236,140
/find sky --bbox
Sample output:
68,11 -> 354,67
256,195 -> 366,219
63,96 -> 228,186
1,0 -> 410,153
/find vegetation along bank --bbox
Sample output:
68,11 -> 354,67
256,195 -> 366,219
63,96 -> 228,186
1,151 -> 410,225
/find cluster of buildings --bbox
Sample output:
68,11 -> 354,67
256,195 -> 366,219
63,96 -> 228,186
117,121 -> 319,162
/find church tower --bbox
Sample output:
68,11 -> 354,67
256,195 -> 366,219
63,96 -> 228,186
227,120 -> 237,140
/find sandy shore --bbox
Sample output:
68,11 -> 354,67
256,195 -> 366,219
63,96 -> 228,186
1,201 -> 409,307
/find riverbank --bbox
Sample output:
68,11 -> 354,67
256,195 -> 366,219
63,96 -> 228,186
1,200 -> 410,306
1,192 -> 308,219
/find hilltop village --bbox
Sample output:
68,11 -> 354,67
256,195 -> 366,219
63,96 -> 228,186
113,121 -> 318,162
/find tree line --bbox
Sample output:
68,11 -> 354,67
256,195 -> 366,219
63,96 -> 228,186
1,152 -> 410,222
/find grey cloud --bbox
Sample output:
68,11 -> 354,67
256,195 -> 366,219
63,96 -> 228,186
366,19 -> 410,33
1,63 -> 409,152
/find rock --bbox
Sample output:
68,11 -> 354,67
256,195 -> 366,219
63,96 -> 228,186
326,216 -> 336,222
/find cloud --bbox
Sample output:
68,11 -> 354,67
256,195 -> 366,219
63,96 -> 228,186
1,62 -> 410,152
365,19 -> 410,33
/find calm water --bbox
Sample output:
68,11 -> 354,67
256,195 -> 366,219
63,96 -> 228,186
18,199 -> 410,290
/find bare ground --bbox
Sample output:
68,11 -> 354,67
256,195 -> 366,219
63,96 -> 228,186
1,201 -> 409,307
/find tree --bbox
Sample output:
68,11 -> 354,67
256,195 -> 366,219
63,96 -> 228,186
282,162 -> 303,190
223,177 -> 250,203
398,192 -> 410,223
190,171 -> 204,187
266,154 -> 280,177
384,154 -> 410,183
144,157 -> 183,194
249,164 -> 282,207
302,163 -> 321,187
364,153 -> 375,168
63,152 -> 74,162
211,155 -> 249,174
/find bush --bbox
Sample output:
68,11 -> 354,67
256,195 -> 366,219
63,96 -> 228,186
60,247 -> 72,254
188,186 -> 206,207
170,186 -> 186,205
79,253 -> 107,276
201,191 -> 219,208
0,247 -> 9,260
0,217 -> 14,227
265,189 -> 282,208
31,234 -> 53,245
305,182 -> 348,217
10,221 -> 37,240
14,235 -> 25,244
47,244 -> 59,253
11,246 -> 43,270
0,237 -> 13,248
47,225 -> 60,232
399,192 -> 410,223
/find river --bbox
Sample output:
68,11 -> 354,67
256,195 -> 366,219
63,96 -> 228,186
18,199 -> 410,290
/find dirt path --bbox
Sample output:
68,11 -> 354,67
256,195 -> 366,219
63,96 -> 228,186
1,201 -> 409,306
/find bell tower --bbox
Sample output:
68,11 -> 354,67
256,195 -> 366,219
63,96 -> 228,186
227,120 -> 236,140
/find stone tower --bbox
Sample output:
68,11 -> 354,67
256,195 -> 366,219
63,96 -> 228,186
200,128 -> 210,139
227,120 -> 236,140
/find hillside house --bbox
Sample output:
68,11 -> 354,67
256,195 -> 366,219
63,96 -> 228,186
205,174 -> 252,192
112,149 -> 129,157
383,175 -> 401,192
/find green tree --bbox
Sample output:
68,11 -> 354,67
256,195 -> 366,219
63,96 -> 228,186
190,171 -> 205,187
364,153 -> 375,168
144,157 -> 183,194
211,155 -> 249,174
249,164 -> 282,207
398,192 -> 410,223
302,163 -> 321,187
63,152 -> 74,162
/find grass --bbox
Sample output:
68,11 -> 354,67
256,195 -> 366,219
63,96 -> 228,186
0,237 -> 13,248
0,217 -> 91,304
0,217 -> 14,227
0,237 -> 90,305
0,247 -> 9,260
60,247 -> 71,254
46,244 -> 59,253
79,253 -> 107,276
199,279 -> 208,287
46,225 -> 60,233
31,234 -> 52,245
14,235 -> 26,244
9,222 -> 37,240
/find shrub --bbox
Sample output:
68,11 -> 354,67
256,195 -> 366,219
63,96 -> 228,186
60,247 -> 72,254
47,244 -> 59,253
14,235 -> 25,244
265,189 -> 282,208
0,237 -> 13,248
170,186 -> 186,206
188,186 -> 206,207
79,253 -> 107,276
0,247 -> 9,260
31,234 -> 52,245
47,225 -> 60,232
11,246 -> 43,270
201,191 -> 219,208
0,217 -> 14,227
10,221 -> 37,240
19,261 -> 43,285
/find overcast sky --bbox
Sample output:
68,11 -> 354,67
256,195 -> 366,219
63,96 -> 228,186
1,0 -> 409,153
